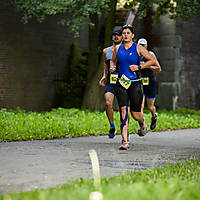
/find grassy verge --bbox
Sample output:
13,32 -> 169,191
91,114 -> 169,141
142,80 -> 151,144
0,108 -> 200,142
1,158 -> 200,200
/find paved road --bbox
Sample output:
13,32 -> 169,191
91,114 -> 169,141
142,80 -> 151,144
0,128 -> 200,194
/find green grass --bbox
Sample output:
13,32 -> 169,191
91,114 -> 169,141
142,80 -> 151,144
0,108 -> 199,199
0,108 -> 200,142
1,158 -> 200,200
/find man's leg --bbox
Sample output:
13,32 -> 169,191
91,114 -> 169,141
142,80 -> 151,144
120,106 -> 129,143
119,105 -> 129,150
114,82 -> 130,149
146,99 -> 156,118
104,92 -> 116,138
141,96 -> 145,115
131,111 -> 145,127
129,83 -> 147,136
147,98 -> 157,130
105,92 -> 114,124
131,111 -> 148,136
145,79 -> 157,130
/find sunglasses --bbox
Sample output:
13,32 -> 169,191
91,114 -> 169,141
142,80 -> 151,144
122,24 -> 133,29
122,24 -> 134,33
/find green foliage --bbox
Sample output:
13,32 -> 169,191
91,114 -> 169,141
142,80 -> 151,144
121,0 -> 200,23
1,158 -> 200,200
55,42 -> 88,108
0,108 -> 199,142
173,0 -> 199,20
10,0 -> 108,37
10,0 -> 200,37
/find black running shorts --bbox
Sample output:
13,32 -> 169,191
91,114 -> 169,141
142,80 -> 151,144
143,79 -> 156,100
115,80 -> 143,112
104,83 -> 117,96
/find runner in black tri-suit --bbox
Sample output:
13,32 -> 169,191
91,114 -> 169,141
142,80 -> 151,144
110,25 -> 156,150
138,38 -> 161,130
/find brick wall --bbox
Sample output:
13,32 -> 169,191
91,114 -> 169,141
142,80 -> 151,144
0,1 -> 88,111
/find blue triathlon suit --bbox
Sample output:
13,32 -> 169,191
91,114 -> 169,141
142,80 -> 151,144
115,43 -> 143,112
104,46 -> 117,96
141,52 -> 156,100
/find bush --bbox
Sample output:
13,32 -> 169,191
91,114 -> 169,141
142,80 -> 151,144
55,42 -> 88,108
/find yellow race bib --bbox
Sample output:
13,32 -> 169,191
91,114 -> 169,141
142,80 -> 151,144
110,73 -> 118,84
142,77 -> 149,85
119,74 -> 131,89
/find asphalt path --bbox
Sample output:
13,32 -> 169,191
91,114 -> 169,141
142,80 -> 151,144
0,128 -> 200,194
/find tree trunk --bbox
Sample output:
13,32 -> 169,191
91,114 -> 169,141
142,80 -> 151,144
81,0 -> 117,111
104,0 -> 118,47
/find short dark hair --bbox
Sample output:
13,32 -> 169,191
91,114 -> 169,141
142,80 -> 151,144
122,24 -> 134,33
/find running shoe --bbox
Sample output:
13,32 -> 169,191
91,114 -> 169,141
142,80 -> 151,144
150,114 -> 157,130
119,141 -> 129,150
137,125 -> 148,137
108,128 -> 116,138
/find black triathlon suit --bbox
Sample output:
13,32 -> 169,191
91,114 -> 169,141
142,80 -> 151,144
115,43 -> 143,112
141,52 -> 156,100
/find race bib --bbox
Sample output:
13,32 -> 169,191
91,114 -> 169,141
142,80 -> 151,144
110,73 -> 118,84
142,77 -> 149,85
119,74 -> 131,89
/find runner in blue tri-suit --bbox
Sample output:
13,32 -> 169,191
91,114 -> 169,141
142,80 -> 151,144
99,29 -> 122,139
110,24 -> 156,150
138,38 -> 161,131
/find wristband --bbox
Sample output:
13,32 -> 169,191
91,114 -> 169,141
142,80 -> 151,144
138,65 -> 141,70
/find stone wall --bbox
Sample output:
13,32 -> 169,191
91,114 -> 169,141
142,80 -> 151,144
177,16 -> 200,109
0,1 -> 88,111
152,15 -> 181,110
152,15 -> 200,110
134,13 -> 200,110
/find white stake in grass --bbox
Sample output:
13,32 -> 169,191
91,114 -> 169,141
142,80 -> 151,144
89,149 -> 103,200
89,192 -> 103,200
89,149 -> 101,187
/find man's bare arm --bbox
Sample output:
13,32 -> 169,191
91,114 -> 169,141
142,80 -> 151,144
148,51 -> 161,72
129,45 -> 156,72
99,48 -> 108,86
110,45 -> 119,72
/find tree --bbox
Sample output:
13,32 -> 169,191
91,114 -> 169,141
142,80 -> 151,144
10,0 -> 109,37
124,0 -> 200,22
10,0 -> 200,35
81,0 -> 118,111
